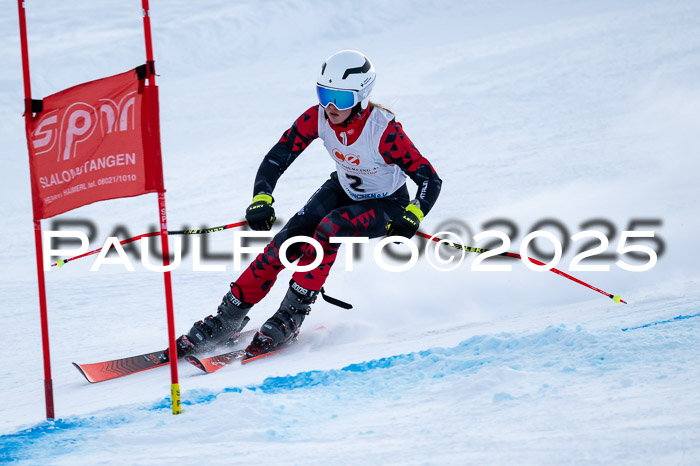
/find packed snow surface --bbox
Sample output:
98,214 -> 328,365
1,0 -> 699,464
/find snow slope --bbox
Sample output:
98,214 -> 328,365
1,0 -> 699,463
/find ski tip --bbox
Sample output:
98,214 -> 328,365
72,362 -> 96,384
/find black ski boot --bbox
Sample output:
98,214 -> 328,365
245,280 -> 319,357
174,284 -> 253,357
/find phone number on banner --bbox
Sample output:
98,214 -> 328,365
97,174 -> 137,185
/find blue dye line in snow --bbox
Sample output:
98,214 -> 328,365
0,324 -> 604,461
621,312 -> 700,331
0,344 -> 467,461
1,331 -> 506,461
147,324 -> 592,409
148,348 -> 488,409
0,415 -> 135,463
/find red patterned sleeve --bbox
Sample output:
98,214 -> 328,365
253,106 -> 320,196
378,121 -> 442,215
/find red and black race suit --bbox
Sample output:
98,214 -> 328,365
234,105 -> 442,302
235,172 -> 410,303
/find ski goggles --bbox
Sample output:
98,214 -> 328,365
316,85 -> 358,111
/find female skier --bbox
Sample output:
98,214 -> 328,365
175,50 -> 442,357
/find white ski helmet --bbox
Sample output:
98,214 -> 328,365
316,50 -> 376,111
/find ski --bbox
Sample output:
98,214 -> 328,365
185,343 -> 292,373
185,326 -> 324,373
73,350 -> 170,383
73,327 -> 257,383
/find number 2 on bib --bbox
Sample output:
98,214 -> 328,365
345,174 -> 366,192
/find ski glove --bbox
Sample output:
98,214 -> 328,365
386,200 -> 424,239
246,194 -> 276,231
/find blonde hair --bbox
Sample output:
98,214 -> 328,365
368,100 -> 395,115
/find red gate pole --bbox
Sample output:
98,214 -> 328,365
17,0 -> 55,420
142,0 -> 181,415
